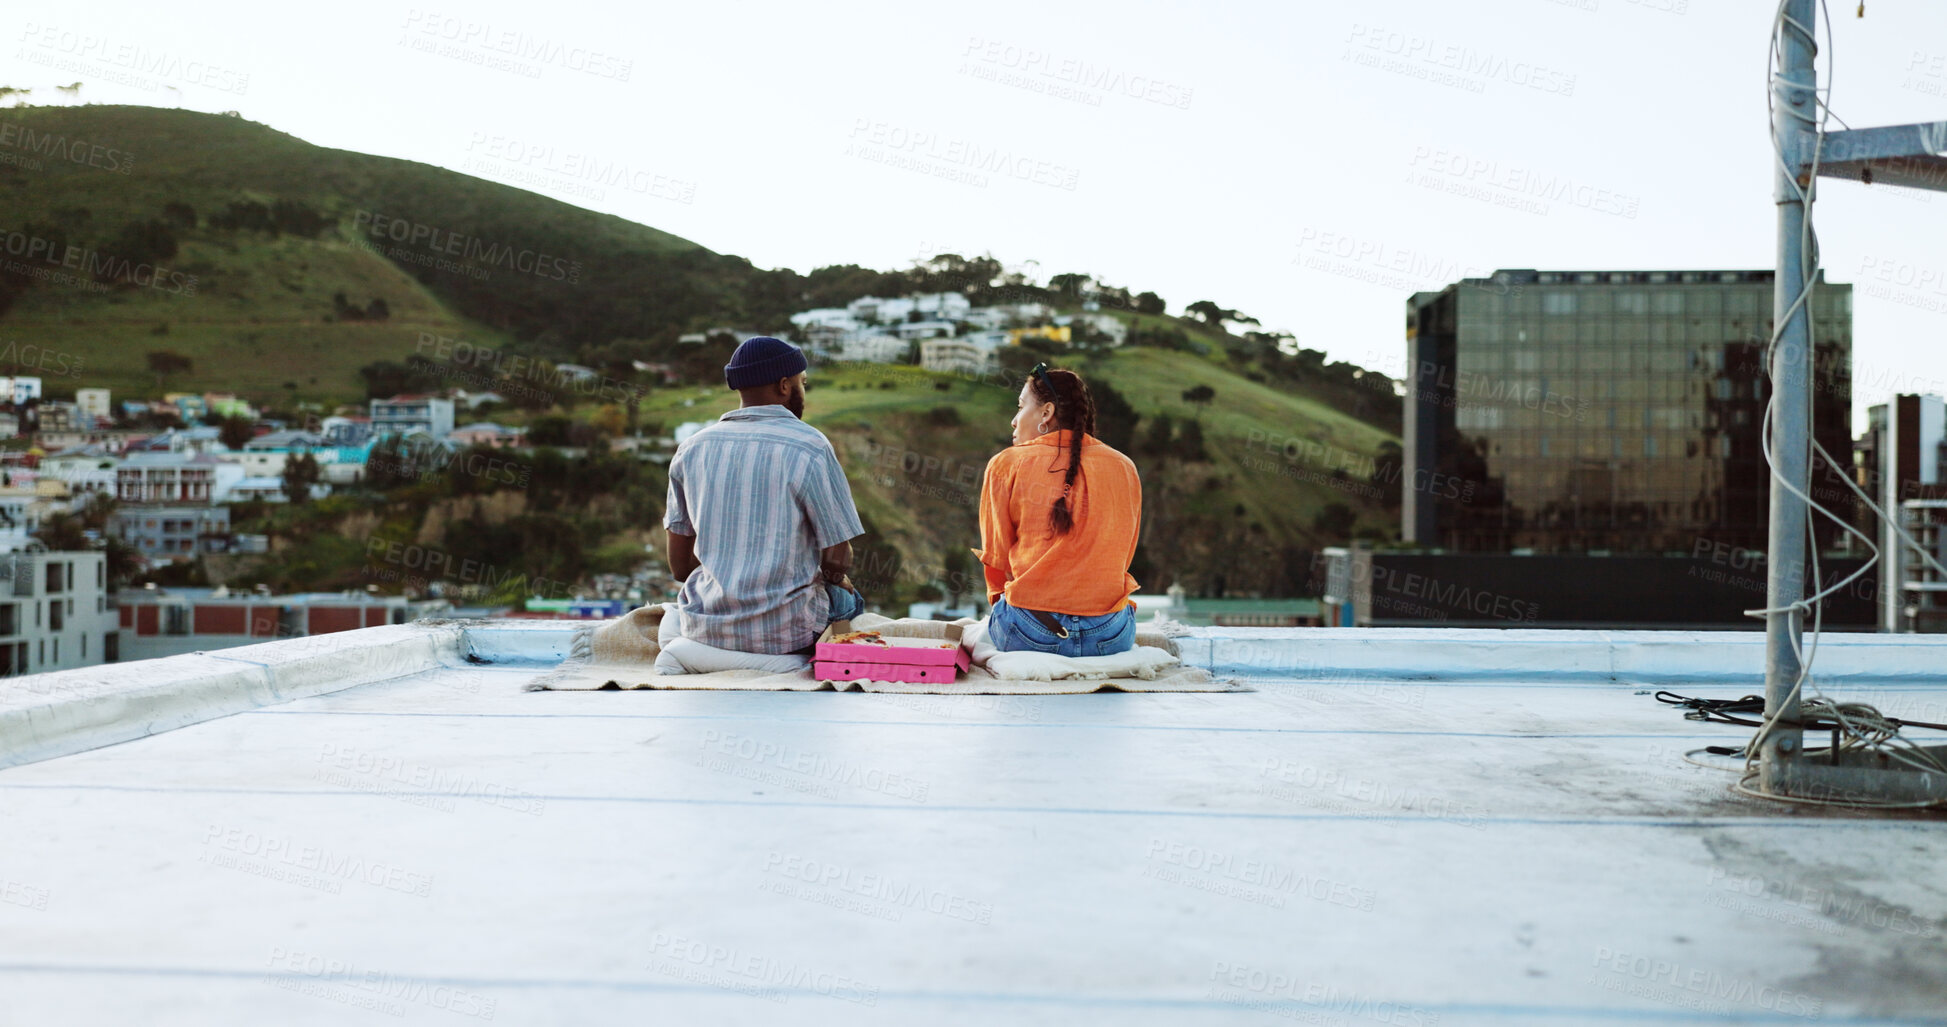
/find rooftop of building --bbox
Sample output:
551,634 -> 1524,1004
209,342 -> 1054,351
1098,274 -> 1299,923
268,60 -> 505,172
1,622 -> 1942,1023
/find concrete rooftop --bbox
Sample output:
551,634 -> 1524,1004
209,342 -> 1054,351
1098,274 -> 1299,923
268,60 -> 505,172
1,623 -> 1944,1025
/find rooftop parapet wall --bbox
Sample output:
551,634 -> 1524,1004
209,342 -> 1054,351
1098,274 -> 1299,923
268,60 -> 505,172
3,620 -> 1942,772
1194,627 -> 1947,684
0,624 -> 463,770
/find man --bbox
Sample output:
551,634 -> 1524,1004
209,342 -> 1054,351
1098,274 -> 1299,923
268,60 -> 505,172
660,336 -> 865,672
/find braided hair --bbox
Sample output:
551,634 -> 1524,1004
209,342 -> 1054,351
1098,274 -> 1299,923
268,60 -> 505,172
1028,366 -> 1097,535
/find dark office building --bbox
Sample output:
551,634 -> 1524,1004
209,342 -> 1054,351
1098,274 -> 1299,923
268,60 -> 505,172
1403,269 -> 1855,554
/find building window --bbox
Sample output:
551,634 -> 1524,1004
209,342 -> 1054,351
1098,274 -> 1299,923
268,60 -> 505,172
49,602 -> 63,632
1616,292 -> 1649,314
1645,436 -> 1659,457
1542,291 -> 1577,315
52,638 -> 57,663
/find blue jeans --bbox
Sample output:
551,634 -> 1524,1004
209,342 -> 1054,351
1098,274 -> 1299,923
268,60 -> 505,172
827,583 -> 865,622
989,597 -> 1136,657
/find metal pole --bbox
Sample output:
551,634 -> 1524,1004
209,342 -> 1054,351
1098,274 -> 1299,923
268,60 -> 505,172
1762,0 -> 1817,788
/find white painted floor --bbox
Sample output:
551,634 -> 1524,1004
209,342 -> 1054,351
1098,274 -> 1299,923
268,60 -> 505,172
2,657 -> 1944,1026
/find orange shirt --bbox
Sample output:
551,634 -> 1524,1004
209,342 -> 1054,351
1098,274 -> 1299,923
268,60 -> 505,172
975,431 -> 1142,616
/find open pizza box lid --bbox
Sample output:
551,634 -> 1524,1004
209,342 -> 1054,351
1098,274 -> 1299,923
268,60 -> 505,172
816,620 -> 970,671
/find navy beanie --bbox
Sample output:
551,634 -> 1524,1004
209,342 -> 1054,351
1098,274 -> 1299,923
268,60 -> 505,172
724,336 -> 808,390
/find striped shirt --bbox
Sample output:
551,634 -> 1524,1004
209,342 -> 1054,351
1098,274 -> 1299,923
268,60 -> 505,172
664,405 -> 864,654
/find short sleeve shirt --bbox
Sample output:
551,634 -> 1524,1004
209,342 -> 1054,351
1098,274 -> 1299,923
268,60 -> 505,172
664,405 -> 864,653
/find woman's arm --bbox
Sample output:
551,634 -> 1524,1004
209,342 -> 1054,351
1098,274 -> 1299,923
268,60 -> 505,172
976,454 -> 1015,604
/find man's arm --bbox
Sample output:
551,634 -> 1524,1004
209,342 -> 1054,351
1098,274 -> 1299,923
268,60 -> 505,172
819,539 -> 852,587
799,444 -> 866,587
667,529 -> 700,582
664,448 -> 698,581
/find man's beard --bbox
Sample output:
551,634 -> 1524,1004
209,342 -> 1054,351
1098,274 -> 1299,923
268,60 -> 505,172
785,389 -> 805,419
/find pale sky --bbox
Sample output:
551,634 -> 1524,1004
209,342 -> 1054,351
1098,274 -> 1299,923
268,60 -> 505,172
8,0 -> 1947,433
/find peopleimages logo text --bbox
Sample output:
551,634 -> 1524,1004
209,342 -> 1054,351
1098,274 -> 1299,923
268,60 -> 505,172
351,210 -> 579,284
0,228 -> 196,295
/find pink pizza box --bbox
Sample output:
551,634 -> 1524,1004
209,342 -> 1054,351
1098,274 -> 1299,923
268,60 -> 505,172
814,621 -> 970,682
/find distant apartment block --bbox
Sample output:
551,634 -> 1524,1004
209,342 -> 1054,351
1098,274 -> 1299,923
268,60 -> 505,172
116,452 -> 244,505
1404,269 -> 1854,554
0,550 -> 117,675
0,483 -> 70,553
112,506 -> 233,560
238,430 -> 369,485
75,388 -> 111,422
0,376 -> 42,405
1858,394 -> 1947,631
371,395 -> 456,439
449,423 -> 526,448
37,447 -> 118,500
829,336 -> 909,364
115,589 -> 424,663
920,337 -> 998,377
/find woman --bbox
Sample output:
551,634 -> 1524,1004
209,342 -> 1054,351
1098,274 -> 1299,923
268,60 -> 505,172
975,362 -> 1143,656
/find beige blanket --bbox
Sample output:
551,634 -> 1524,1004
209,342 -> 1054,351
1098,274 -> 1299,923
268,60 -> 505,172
523,608 -> 1243,694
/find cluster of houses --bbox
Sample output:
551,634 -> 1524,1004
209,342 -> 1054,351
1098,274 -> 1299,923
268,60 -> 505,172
781,293 -> 1128,376
0,390 -> 527,567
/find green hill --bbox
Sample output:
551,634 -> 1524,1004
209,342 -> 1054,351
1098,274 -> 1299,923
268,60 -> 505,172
1,104 -> 1401,596
0,105 -> 724,405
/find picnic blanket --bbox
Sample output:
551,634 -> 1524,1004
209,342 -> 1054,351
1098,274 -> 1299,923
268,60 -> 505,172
523,606 -> 1243,694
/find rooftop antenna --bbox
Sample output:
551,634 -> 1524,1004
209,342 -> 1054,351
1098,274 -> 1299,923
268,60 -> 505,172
1757,0 -> 1947,805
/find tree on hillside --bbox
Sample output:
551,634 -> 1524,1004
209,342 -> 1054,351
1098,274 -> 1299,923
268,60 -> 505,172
589,404 -> 628,437
1186,301 -> 1260,331
146,350 -> 193,387
1370,441 -> 1404,508
1312,502 -> 1358,540
357,359 -> 440,399
218,415 -> 255,451
1135,292 -> 1166,316
161,202 -> 197,229
1181,384 -> 1216,417
1243,330 -> 1294,353
1091,381 -> 1139,453
1141,413 -> 1176,458
941,548 -> 974,607
527,416 -> 574,447
1174,419 -> 1208,462
1184,300 -> 1225,327
109,219 -> 179,269
281,452 -> 321,504
1048,273 -> 1091,299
